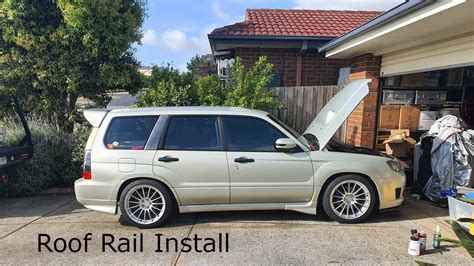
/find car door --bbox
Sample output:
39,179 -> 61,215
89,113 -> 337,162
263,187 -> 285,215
222,116 -> 314,203
153,115 -> 229,205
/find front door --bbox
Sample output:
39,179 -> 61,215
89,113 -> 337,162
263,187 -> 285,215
153,116 -> 229,205
222,116 -> 314,203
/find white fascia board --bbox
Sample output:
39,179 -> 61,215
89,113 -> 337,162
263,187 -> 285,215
325,0 -> 466,58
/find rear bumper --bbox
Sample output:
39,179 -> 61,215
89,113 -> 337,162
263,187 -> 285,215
74,179 -> 118,214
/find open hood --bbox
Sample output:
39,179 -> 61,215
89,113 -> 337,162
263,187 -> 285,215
303,79 -> 370,149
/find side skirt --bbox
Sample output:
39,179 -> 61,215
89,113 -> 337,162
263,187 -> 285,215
178,187 -> 321,215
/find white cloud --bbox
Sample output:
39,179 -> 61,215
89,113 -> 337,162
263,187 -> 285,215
293,0 -> 404,11
210,1 -> 230,20
141,29 -> 159,46
140,28 -> 211,55
161,30 -> 188,51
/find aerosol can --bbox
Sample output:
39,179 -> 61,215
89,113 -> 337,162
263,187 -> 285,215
417,231 -> 427,255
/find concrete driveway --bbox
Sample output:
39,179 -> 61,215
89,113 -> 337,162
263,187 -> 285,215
0,195 -> 472,265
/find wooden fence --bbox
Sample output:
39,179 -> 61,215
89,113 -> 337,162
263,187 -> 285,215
269,85 -> 346,141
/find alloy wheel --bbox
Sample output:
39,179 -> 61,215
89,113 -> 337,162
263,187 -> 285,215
124,185 -> 166,225
329,180 -> 371,220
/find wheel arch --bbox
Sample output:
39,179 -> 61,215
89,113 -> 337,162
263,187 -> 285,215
317,172 -> 380,212
116,177 -> 180,214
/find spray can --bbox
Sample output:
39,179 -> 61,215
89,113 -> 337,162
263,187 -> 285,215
433,225 -> 441,249
417,231 -> 427,254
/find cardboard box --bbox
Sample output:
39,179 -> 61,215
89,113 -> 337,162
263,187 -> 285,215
383,130 -> 417,158
418,111 -> 437,130
379,105 -> 400,129
398,105 -> 420,130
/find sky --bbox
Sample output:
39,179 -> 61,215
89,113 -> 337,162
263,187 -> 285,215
135,0 -> 404,71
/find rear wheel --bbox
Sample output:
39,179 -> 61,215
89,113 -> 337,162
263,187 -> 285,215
322,175 -> 376,223
119,180 -> 172,228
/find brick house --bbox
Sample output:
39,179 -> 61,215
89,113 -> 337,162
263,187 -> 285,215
208,9 -> 380,86
319,0 -> 474,149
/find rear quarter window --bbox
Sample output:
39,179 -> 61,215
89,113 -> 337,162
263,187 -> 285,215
104,116 -> 158,150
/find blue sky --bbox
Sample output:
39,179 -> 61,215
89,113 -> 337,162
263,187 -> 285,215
135,0 -> 403,71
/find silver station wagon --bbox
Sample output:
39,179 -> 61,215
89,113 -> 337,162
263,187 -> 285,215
75,79 -> 405,228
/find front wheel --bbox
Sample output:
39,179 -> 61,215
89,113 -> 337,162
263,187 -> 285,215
322,175 -> 376,223
119,180 -> 172,228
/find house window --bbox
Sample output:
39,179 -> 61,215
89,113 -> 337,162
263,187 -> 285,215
267,71 -> 282,88
217,58 -> 234,79
337,67 -> 350,85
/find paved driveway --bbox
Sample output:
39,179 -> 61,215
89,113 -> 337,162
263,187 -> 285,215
0,195 -> 472,265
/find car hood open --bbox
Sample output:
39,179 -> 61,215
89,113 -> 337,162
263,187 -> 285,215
303,79 -> 370,149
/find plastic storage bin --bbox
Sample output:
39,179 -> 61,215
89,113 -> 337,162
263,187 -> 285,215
448,196 -> 474,235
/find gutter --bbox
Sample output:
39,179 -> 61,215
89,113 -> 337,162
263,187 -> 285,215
318,0 -> 433,52
208,34 -> 336,41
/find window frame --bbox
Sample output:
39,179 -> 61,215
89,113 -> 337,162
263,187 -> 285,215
160,115 -> 225,151
220,115 -> 303,153
103,115 -> 160,150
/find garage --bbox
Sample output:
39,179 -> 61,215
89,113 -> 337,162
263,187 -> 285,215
319,0 -> 474,188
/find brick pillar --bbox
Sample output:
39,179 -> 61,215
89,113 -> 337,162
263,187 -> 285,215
345,54 -> 381,149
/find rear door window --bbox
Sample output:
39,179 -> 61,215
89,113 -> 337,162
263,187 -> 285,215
104,116 -> 158,150
164,116 -> 222,150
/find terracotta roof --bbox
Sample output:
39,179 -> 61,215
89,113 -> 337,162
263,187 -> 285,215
210,9 -> 382,37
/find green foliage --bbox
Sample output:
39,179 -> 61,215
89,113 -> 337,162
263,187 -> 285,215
224,56 -> 283,110
0,0 -> 146,132
137,64 -> 198,107
0,117 -> 90,197
187,54 -> 217,80
197,75 -> 226,106
137,56 -> 283,111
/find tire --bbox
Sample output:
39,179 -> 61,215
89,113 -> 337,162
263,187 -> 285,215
322,175 -> 376,223
119,179 -> 173,228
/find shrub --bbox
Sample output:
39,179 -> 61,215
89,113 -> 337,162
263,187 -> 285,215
197,75 -> 226,106
0,117 -> 90,197
194,56 -> 283,111
224,56 -> 283,110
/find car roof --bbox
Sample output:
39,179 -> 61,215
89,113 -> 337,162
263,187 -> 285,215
108,106 -> 269,118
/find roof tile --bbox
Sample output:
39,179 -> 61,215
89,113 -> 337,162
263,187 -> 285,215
210,9 -> 381,37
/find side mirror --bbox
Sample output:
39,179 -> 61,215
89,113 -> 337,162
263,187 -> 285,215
275,138 -> 297,151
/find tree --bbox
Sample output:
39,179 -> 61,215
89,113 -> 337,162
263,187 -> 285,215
0,0 -> 145,132
187,54 -> 217,80
224,56 -> 283,110
196,75 -> 225,106
137,64 -> 198,107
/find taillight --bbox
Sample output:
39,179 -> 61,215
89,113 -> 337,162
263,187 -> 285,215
83,150 -> 92,180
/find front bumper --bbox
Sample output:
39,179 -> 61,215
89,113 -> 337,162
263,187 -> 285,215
74,179 -> 119,214
374,171 -> 406,210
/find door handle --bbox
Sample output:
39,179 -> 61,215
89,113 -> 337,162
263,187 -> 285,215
158,156 -> 179,162
234,157 -> 255,163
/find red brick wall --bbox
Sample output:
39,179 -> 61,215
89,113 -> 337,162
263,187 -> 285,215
234,48 -> 350,86
345,54 -> 381,148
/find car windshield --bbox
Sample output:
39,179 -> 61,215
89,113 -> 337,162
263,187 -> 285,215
267,114 -> 312,150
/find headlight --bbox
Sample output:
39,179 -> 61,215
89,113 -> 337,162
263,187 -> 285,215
387,158 -> 403,172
